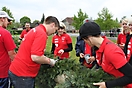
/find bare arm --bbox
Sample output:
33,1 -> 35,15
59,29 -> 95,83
31,55 -> 55,66
8,50 -> 16,61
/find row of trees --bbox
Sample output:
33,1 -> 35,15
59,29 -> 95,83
72,8 -> 121,31
1,6 -> 125,31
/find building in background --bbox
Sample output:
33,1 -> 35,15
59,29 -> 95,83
62,17 -> 76,33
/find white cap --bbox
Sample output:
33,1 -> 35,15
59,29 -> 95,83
0,11 -> 13,21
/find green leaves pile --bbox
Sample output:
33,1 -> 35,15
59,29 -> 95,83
35,52 -> 115,88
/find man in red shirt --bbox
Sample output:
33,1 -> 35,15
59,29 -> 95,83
9,16 -> 60,88
79,22 -> 132,88
0,11 -> 16,88
19,22 -> 31,40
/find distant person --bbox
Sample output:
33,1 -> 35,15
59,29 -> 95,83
51,22 -> 73,60
79,21 -> 132,88
0,11 -> 16,88
75,18 -> 99,68
19,22 -> 31,40
117,18 -> 130,50
123,18 -> 132,63
75,36 -> 99,69
9,16 -> 60,88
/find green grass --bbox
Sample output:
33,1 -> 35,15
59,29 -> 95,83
45,35 -> 79,62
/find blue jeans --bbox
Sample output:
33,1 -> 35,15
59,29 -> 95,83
8,71 -> 35,88
0,78 -> 9,88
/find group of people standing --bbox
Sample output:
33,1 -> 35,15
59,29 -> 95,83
1,9 -> 132,88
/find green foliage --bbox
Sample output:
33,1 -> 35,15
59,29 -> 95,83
12,35 -> 20,51
20,16 -> 31,26
12,36 -> 121,88
35,52 -> 121,88
72,9 -> 88,30
40,13 -> 45,24
95,7 -> 120,30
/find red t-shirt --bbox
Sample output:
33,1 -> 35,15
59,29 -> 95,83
0,26 -> 16,78
20,29 -> 30,39
52,33 -> 72,59
9,24 -> 47,77
117,33 -> 127,44
96,37 -> 132,88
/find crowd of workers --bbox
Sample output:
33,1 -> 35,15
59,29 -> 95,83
1,10 -> 132,88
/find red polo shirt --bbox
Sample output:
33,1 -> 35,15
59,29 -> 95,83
96,37 -> 127,77
117,33 -> 127,44
0,26 -> 16,78
20,29 -> 30,39
96,37 -> 132,88
9,24 -> 47,77
52,33 -> 72,59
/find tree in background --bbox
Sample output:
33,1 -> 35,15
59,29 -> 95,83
40,13 -> 45,24
2,6 -> 14,21
32,20 -> 40,27
95,7 -> 120,30
72,9 -> 88,30
20,16 -> 31,27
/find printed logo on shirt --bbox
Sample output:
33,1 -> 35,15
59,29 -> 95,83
62,37 -> 65,41
55,41 -> 58,43
55,38 -> 58,40
55,44 -> 58,47
33,28 -> 36,32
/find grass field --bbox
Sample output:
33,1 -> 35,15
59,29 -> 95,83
45,36 -> 79,62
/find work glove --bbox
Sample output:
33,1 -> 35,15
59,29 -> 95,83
49,59 -> 58,66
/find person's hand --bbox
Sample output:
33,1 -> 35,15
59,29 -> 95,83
119,43 -> 125,49
93,82 -> 106,88
88,56 -> 96,64
49,59 -> 57,66
80,53 -> 84,58
58,49 -> 64,54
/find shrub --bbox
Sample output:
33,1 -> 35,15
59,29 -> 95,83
35,52 -> 120,88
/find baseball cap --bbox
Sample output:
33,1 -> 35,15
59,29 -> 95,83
0,11 -> 13,21
79,22 -> 101,38
83,18 -> 94,24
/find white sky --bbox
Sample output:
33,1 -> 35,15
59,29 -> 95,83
0,0 -> 132,22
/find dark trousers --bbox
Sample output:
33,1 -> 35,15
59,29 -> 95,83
0,78 -> 9,88
8,71 -> 35,88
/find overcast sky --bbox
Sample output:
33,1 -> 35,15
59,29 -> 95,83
0,0 -> 132,22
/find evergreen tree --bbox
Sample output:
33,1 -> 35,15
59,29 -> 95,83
40,13 -> 45,24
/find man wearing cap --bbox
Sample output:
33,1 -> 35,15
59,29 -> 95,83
79,21 -> 132,88
0,11 -> 16,88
